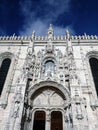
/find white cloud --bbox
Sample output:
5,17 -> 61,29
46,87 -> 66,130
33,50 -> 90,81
19,20 -> 48,36
20,20 -> 75,36
19,0 -> 75,36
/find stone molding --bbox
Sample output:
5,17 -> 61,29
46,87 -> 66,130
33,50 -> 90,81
28,80 -> 70,101
0,34 -> 98,41
0,52 -> 15,108
85,51 -> 98,109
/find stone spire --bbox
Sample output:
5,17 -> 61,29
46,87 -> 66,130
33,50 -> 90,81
47,24 -> 54,40
66,29 -> 70,40
27,31 -> 35,54
31,31 -> 35,41
45,24 -> 54,53
66,29 -> 72,54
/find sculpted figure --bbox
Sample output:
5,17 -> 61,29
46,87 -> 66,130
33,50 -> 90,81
12,91 -> 22,118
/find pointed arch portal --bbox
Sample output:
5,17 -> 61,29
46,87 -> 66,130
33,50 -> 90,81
27,81 -> 70,130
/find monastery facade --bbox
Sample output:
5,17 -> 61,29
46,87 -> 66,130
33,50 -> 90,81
0,25 -> 98,130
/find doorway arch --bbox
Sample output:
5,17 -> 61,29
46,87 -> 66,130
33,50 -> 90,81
27,81 -> 70,130
28,80 -> 70,101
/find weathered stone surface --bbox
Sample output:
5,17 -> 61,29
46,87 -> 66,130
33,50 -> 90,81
0,26 -> 98,130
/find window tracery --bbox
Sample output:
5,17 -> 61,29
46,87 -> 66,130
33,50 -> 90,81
45,60 -> 55,77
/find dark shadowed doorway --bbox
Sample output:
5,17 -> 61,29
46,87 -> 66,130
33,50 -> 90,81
51,111 -> 63,130
33,111 -> 46,130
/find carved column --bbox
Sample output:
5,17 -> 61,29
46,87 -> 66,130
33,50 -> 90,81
8,72 -> 28,130
45,110 -> 51,130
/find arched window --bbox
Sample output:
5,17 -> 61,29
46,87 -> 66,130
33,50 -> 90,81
0,58 -> 11,95
89,58 -> 98,96
45,60 -> 55,77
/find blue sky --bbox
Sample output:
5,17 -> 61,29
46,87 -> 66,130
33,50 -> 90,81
0,0 -> 98,36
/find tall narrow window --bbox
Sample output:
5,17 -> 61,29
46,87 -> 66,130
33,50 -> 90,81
89,58 -> 98,96
45,60 -> 55,77
0,58 -> 11,95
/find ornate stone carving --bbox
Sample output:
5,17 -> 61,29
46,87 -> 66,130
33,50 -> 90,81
12,91 -> 22,118
47,24 -> 54,40
1,26 -> 98,130
33,89 -> 64,107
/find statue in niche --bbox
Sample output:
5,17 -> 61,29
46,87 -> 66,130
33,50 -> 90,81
37,50 -> 42,59
57,50 -> 62,58
76,103 -> 83,119
32,54 -> 35,64
12,95 -> 21,118
64,106 -> 73,127
57,50 -> 63,64
74,91 -> 83,119
63,52 -> 68,65
12,87 -> 22,118
64,109 -> 69,122
45,42 -> 54,53
35,65 -> 40,78
13,101 -> 20,118
26,106 -> 32,121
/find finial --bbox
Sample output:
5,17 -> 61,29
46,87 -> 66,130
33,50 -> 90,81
84,32 -> 87,37
66,29 -> 69,34
49,24 -> 53,30
13,33 -> 15,37
32,31 -> 35,40
48,24 -> 54,40
84,33 -> 87,39
66,29 -> 70,40
48,24 -> 53,34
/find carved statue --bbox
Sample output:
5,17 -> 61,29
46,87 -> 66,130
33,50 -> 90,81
13,102 -> 20,118
12,89 -> 22,118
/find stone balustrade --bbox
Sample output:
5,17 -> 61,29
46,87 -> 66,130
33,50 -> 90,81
0,34 -> 98,41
